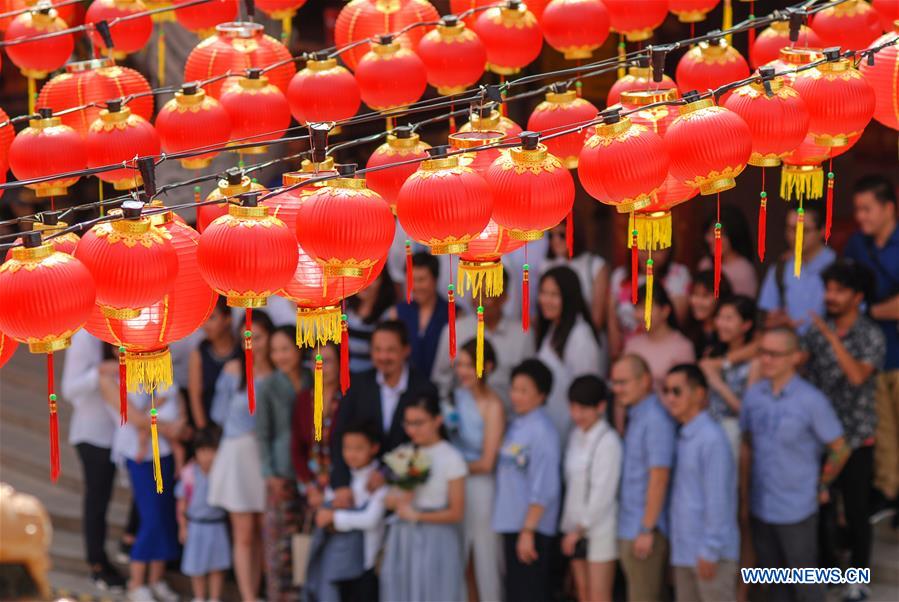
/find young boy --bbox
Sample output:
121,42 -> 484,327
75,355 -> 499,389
313,422 -> 387,602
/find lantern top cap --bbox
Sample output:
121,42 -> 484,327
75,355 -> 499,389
121,200 -> 144,220
226,168 -> 244,186
777,47 -> 824,65
619,88 -> 678,106
440,14 -> 460,27
449,130 -> 504,150
216,22 -> 264,39
545,88 -> 577,104
66,58 -> 115,73
421,146 -> 461,170
371,37 -> 401,55
698,38 -> 732,58
336,163 -> 357,178
240,191 -> 260,207
818,57 -> 852,73
306,57 -> 338,71
40,211 -> 61,227
10,236 -> 55,262
594,116 -> 633,137
678,97 -> 717,115
519,131 -> 539,150
181,82 -> 199,95
301,156 -> 335,173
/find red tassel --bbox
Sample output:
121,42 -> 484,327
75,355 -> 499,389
714,222 -> 723,298
748,1 -> 756,48
758,191 -> 768,263
405,240 -> 413,303
47,353 -> 60,482
825,166 -> 835,243
448,284 -> 457,360
340,314 -> 350,394
522,264 -> 530,332
244,309 -> 255,415
566,209 -> 574,259
118,346 -> 128,424
630,228 -> 639,305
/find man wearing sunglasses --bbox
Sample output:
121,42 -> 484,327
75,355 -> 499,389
740,328 -> 849,602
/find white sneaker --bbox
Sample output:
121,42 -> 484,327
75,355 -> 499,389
150,580 -> 180,602
127,586 -> 156,602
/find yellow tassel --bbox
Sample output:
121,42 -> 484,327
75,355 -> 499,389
644,258 -> 655,331
150,406 -> 163,494
313,353 -> 323,441
794,207 -> 805,278
157,29 -> 166,87
476,306 -> 485,378
99,181 -> 105,217
628,211 -> 673,251
282,15 -> 292,42
295,307 -> 342,348
125,349 -> 173,394
723,0 -> 734,45
781,165 -> 824,201
458,260 -> 504,299
27,77 -> 36,116
617,36 -> 626,80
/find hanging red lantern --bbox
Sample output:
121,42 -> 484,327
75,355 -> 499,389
473,0 -> 543,75
629,173 -> 699,251
810,0 -> 882,52
669,0 -> 719,23
450,0 -> 549,24
354,36 -> 428,112
541,0 -> 610,60
287,57 -> 361,124
85,0 -> 153,59
723,73 -> 811,167
417,15 -> 487,95
4,6 -> 74,80
74,203 -> 179,319
218,69 -> 292,155
484,132 -> 575,243
459,105 -> 523,139
86,101 -> 161,190
8,109 -> 87,198
396,147 -> 494,254
457,219 -> 525,299
604,0 -> 668,42
0,0 -> 27,31
262,157 -> 337,235
199,171 -> 268,232
173,0 -> 238,35
365,128 -> 431,210
184,22 -> 296,98
255,0 -> 307,22
156,83 -> 231,170
873,0 -> 899,29
675,39 -> 751,97
36,59 -> 154,138
792,54 -> 876,147
334,0 -> 440,71
860,26 -> 899,131
607,62 -> 678,106
527,87 -> 598,168
449,130 -> 506,175
1,108 -> 15,169
750,21 -> 822,69
0,330 -> 17,368
579,113 -> 671,212
617,88 -> 681,136
296,164 -> 396,279
665,97 -> 752,194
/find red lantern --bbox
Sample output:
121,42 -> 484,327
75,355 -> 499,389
669,0 -> 719,23
527,88 -> 598,168
261,157 -> 337,234
199,172 -> 268,232
334,0 -> 440,71
579,115 -> 671,212
173,0 -> 237,35
0,0 -> 26,32
723,75 -> 811,167
618,88 -> 681,136
873,0 -> 899,30
474,1 -> 543,75
604,0 -> 668,42
675,39 -> 751,97
664,98 -> 753,194
8,110 -> 87,198
85,0 -> 153,59
450,0 -> 549,24
0,330 -> 17,368
484,133 -> 575,242
75,207 -> 179,319
629,173 -> 700,251
765,47 -> 824,84
4,7 -> 73,79
36,59 -> 154,138
86,103 -> 161,190
365,130 -> 432,210
459,106 -> 523,139
457,219 -> 525,298
750,21 -> 822,69
355,37 -> 428,112
396,150 -> 494,254
287,57 -> 361,124
792,56 -> 876,147
297,166 -> 395,279
156,84 -> 231,170
184,22 -> 296,98
810,0 -> 882,52
541,0 -> 610,60
417,16 -> 486,95
218,71 -> 292,155
255,0 -> 307,21
860,26 -> 899,131
0,108 -> 15,169
607,64 -> 677,106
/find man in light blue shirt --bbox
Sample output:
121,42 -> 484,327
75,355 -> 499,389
611,354 -> 677,602
740,328 -> 849,602
758,205 -> 835,334
663,364 -> 739,602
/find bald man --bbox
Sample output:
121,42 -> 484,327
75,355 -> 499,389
740,328 -> 849,602
611,355 -> 677,602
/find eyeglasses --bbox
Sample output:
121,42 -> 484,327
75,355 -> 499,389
758,347 -> 793,358
662,386 -> 683,396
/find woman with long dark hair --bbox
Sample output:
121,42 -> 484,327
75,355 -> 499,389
698,205 -> 759,297
684,270 -> 733,358
345,270 -> 396,373
536,266 -> 605,440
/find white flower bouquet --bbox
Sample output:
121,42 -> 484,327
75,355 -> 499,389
383,444 -> 431,491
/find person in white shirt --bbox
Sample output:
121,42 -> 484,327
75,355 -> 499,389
315,423 -> 388,601
560,376 -> 622,602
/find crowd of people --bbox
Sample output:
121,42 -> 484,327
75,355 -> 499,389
57,173 -> 899,602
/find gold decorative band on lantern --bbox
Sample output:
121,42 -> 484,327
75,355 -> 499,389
372,40 -> 402,56
438,84 -> 469,96
486,63 -> 522,76
101,306 -> 142,320
125,348 -> 174,394
620,89 -> 678,106
181,157 -> 214,170
296,306 -> 342,348
509,145 -> 549,165
613,195 -> 653,214
781,165 -> 824,201
301,157 -> 336,172
429,241 -> 469,255
812,133 -> 853,147
678,98 -> 717,116
675,9 -> 709,22
323,265 -> 364,277
749,153 -> 783,167
66,57 -> 115,73
699,177 -> 737,195
230,144 -> 268,155
27,335 -> 73,354
458,260 -> 504,299
818,58 -> 852,74
386,133 -> 423,149
216,21 -> 265,39
546,90 -> 579,104
623,28 -> 654,42
628,211 -> 673,251
420,156 -> 461,171
225,293 -> 269,308
562,46 -> 594,60
228,205 -> 269,219
34,184 -> 71,198
112,176 -> 145,191
111,217 -> 152,236
10,243 -> 54,263
331,177 -> 368,190
507,229 -> 546,241
595,118 -> 633,138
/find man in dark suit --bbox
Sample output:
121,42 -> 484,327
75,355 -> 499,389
330,320 -> 436,505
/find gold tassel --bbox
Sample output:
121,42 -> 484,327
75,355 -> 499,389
458,260 -> 504,299
125,348 -> 173,394
157,28 -> 166,87
282,15 -> 292,43
27,77 -> 36,116
150,406 -> 163,494
617,36 -> 626,80
723,0 -> 734,45
644,258 -> 655,331
314,353 -> 323,441
794,207 -> 805,278
628,212 -> 673,251
476,305 -> 485,378
295,307 -> 342,348
781,165 -> 824,201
